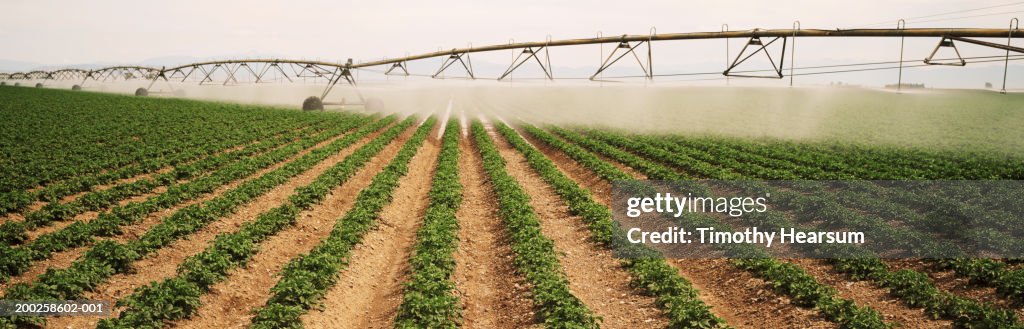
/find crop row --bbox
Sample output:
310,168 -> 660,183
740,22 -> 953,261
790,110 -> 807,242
800,183 -> 1024,306
0,121 -> 331,246
0,117 -> 313,217
662,136 -> 1024,299
637,136 -> 805,180
666,135 -> 1022,180
467,121 -> 599,327
101,116 -> 424,328
647,134 -> 1024,308
393,119 -> 463,328
596,131 -> 1021,328
857,183 -> 1022,253
644,135 -> 1024,258
739,182 -> 1020,328
512,123 -> 727,328
649,136 -> 1024,248
553,128 -> 891,328
0,117 -> 371,283
0,88 -> 339,210
665,136 -> 1024,250
247,117 -> 436,328
0,116 -> 392,328
930,182 -> 1024,216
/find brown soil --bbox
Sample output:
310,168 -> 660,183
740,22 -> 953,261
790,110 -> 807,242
24,186 -> 168,243
4,131 -> 343,294
521,126 -> 836,328
545,129 -> 648,180
452,138 -> 538,329
20,202 -> 47,218
55,139 -> 258,207
789,258 -> 952,327
518,130 -> 614,205
20,133 -> 303,240
0,125 -> 309,226
670,258 -> 837,328
887,259 -> 1024,320
0,245 -> 92,292
175,124 -> 422,329
489,125 -> 669,328
300,128 -> 440,328
44,125 -> 383,329
0,212 -> 25,224
56,166 -> 175,206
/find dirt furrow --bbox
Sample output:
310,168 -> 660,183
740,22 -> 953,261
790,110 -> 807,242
0,245 -> 91,291
1,188 -> 204,292
56,165 -> 177,205
24,186 -> 169,243
46,123 -> 310,207
7,128 -> 310,235
3,133 -> 344,293
490,129 -> 668,328
518,132 -> 615,205
173,125 -> 421,329
0,136 -> 264,224
300,131 -> 440,329
670,258 -> 836,328
43,126 -> 382,329
0,213 -> 25,224
522,129 -> 835,328
0,181 -> 149,225
886,259 -> 1024,320
543,129 -> 649,180
451,138 -> 537,329
789,258 -> 953,327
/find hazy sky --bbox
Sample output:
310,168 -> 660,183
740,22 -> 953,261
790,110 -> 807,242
1,0 -> 1019,64
1,0 -> 1021,88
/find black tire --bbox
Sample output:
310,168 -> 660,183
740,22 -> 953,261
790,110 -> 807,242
302,96 -> 324,111
14,83 -> 20,87
35,83 -> 43,88
72,85 -> 82,91
0,82 -> 6,86
135,88 -> 148,97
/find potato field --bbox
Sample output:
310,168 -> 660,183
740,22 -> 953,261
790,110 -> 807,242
1,86 -> 1023,329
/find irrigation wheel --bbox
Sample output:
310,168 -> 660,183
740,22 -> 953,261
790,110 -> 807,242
302,96 -> 324,111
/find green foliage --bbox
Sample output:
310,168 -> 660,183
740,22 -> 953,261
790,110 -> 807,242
662,131 -> 1024,311
516,123 -> 726,328
0,87 -> 350,217
649,134 -> 1024,326
103,116 -> 424,327
0,121 -> 333,247
394,119 -> 463,328
594,128 -> 1022,328
0,117 -> 373,284
250,117 -> 436,328
2,115 -> 387,328
468,121 -> 599,328
561,128 -> 891,328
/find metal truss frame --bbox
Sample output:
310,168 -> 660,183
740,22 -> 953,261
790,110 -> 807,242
590,34 -> 652,81
723,36 -> 787,79
924,37 -> 967,66
385,61 -> 409,76
499,46 -> 553,81
3,22 -> 1023,97
433,50 -> 475,79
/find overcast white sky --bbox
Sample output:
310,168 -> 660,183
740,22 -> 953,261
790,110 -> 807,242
1,0 -> 1021,87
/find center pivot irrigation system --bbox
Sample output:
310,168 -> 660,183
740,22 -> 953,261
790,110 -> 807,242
1,21 -> 1021,110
